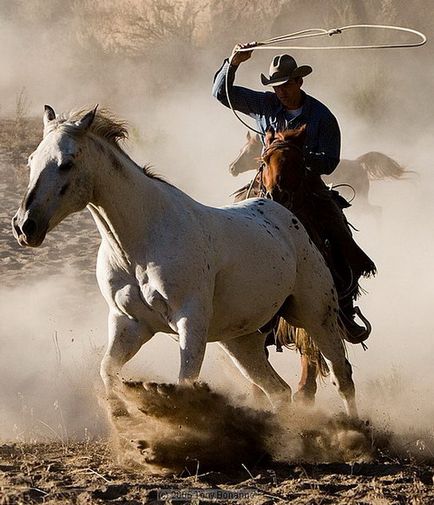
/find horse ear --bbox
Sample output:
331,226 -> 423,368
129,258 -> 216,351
246,130 -> 251,140
76,105 -> 98,130
265,126 -> 275,147
43,105 -> 56,127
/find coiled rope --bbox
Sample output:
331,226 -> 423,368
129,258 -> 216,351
226,24 -> 427,134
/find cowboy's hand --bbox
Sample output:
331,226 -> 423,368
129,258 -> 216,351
229,42 -> 256,66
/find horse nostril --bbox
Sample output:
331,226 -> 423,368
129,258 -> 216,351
22,218 -> 37,237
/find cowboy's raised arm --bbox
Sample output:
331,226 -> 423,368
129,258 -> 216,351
212,44 -> 267,119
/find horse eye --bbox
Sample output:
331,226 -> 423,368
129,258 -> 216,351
59,161 -> 73,171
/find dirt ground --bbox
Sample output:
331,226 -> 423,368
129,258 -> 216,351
1,121 -> 433,504
0,441 -> 433,504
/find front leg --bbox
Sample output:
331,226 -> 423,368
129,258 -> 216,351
173,305 -> 210,384
101,310 -> 153,415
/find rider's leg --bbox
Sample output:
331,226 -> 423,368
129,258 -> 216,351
315,186 -> 376,279
304,178 -> 376,343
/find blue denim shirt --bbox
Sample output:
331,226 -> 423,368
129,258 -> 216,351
212,60 -> 341,175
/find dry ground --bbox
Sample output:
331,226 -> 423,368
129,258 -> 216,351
0,441 -> 433,504
1,119 -> 433,504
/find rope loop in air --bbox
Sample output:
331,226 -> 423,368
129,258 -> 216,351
226,24 -> 426,134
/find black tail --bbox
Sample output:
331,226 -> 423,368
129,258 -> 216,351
357,152 -> 415,180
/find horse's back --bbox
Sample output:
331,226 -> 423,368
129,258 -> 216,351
217,198 -> 308,247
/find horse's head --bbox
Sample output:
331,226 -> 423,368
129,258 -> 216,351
229,131 -> 262,176
262,125 -> 307,206
12,105 -> 97,247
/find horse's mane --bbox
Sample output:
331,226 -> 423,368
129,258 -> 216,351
263,126 -> 306,163
275,125 -> 306,143
47,108 -> 167,182
45,108 -> 128,146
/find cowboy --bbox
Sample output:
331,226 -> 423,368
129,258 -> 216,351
212,45 -> 376,343
212,45 -> 340,175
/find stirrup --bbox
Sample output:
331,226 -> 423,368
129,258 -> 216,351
354,306 -> 372,336
341,306 -> 372,345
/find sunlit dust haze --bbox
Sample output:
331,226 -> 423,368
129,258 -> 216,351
0,0 -> 433,464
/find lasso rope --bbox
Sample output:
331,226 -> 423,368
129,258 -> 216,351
237,24 -> 426,51
226,24 -> 427,134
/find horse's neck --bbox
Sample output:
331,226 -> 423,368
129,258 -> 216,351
87,142 -> 161,267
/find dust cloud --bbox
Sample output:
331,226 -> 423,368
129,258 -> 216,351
110,382 -> 373,474
0,0 -> 433,468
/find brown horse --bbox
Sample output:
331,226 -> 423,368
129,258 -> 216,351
230,130 -> 411,215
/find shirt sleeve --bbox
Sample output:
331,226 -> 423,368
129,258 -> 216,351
212,59 -> 268,119
305,113 -> 341,176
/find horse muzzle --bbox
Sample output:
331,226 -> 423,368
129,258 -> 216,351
12,210 -> 48,248
229,163 -> 241,177
266,186 -> 291,206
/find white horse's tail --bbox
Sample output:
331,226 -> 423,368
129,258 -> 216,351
356,151 -> 414,180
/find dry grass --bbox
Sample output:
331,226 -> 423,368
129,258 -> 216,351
0,90 -> 41,173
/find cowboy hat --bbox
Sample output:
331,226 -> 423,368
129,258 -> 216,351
261,54 -> 312,86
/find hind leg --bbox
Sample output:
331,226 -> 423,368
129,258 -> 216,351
219,332 -> 291,409
283,297 -> 357,417
306,322 -> 357,417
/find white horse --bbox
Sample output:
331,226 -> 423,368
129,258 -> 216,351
12,106 -> 357,417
